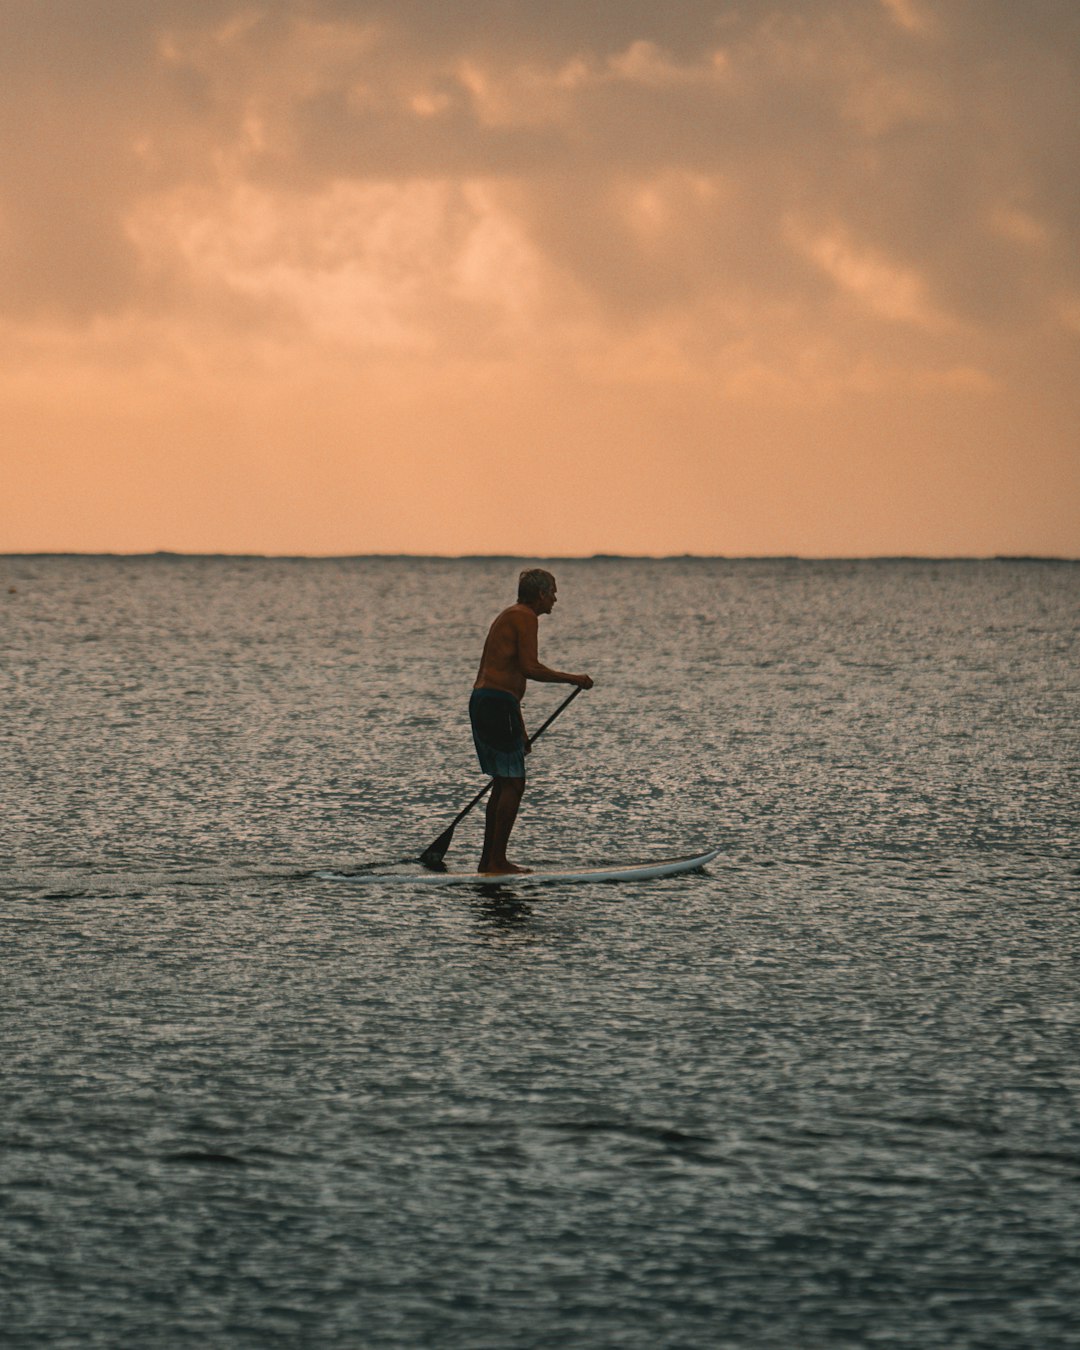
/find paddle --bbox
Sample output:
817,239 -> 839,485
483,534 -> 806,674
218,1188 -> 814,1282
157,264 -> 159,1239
418,685 -> 583,868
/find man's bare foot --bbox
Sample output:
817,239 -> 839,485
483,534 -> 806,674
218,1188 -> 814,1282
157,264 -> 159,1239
478,861 -> 532,875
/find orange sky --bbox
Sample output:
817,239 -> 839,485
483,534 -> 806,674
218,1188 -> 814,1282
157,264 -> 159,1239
2,0 -> 1078,556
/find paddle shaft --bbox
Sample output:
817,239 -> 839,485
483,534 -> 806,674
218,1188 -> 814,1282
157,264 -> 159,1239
419,684 -> 583,864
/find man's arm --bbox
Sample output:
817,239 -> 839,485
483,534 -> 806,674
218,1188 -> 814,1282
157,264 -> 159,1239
515,610 -> 593,688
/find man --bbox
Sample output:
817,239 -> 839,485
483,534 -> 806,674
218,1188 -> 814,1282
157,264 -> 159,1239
470,568 -> 593,874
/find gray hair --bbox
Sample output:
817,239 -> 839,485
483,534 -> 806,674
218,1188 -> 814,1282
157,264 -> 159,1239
517,568 -> 556,603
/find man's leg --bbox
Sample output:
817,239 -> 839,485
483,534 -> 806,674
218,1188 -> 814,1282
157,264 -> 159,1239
479,782 -> 502,873
479,776 -> 526,873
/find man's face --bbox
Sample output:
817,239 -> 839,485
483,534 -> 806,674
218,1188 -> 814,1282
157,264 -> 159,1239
539,585 -> 557,615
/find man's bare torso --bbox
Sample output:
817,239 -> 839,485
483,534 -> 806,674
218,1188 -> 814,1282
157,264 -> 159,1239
473,603 -> 537,702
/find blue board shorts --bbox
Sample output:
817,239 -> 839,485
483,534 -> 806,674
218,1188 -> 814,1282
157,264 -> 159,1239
469,689 -> 526,779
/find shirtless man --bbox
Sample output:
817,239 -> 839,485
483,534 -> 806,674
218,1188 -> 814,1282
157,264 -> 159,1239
470,568 -> 593,874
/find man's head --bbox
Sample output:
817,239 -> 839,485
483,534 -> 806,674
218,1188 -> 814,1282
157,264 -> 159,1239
518,567 -> 557,613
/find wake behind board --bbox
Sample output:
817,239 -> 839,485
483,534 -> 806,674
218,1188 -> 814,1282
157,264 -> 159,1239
319,847 -> 721,886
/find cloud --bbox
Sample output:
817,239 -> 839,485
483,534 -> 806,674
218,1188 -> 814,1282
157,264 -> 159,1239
127,176 -> 545,351
3,0 -> 1077,338
880,0 -> 932,36
787,220 -> 949,329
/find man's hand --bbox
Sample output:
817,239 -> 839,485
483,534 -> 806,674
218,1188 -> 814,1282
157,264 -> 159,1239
572,674 -> 594,690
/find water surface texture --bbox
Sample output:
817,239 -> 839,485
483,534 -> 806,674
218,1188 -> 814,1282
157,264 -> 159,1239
3,556 -> 1079,1348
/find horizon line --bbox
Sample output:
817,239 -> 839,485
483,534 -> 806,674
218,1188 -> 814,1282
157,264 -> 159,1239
2,551 -> 1077,564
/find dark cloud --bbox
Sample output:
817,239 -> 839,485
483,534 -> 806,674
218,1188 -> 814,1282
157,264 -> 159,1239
291,90 -> 567,182
312,0 -> 728,62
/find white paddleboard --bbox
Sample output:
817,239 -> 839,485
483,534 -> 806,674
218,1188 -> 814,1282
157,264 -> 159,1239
320,847 -> 721,886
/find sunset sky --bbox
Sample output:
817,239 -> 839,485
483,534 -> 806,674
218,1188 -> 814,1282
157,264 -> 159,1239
2,0 -> 1077,556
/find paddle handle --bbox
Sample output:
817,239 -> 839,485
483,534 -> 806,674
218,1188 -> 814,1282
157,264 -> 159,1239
526,683 -> 583,744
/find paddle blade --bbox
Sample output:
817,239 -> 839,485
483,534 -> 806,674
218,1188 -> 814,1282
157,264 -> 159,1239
418,828 -> 454,868
419,779 -> 494,867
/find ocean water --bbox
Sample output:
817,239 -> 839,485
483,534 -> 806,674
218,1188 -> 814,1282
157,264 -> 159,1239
2,555 -> 1078,1349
